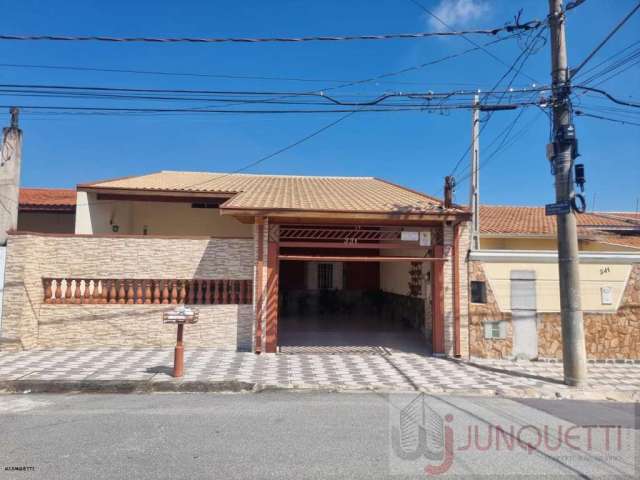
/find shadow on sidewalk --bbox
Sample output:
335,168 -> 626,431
447,358 -> 566,386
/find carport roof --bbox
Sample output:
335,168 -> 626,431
79,171 -> 467,216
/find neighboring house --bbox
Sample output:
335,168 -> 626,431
469,206 -> 640,360
18,188 -> 76,234
1,171 -> 471,356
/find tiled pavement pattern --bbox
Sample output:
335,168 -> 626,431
1,348 -> 640,394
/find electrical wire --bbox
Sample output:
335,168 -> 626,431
449,24 -> 547,176
570,1 -> 640,79
0,22 -> 545,44
575,110 -> 640,127
573,85 -> 640,108
407,0 -> 540,83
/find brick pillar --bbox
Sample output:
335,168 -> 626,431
442,224 -> 455,356
264,224 -> 279,353
431,245 -> 445,354
457,222 -> 471,358
253,218 -> 267,353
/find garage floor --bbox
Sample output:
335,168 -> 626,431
278,313 -> 431,355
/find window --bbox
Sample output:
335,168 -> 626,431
483,321 -> 506,340
471,281 -> 487,304
191,202 -> 218,209
317,263 -> 334,290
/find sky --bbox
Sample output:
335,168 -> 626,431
1,0 -> 638,211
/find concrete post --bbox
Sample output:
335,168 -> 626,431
0,108 -> 22,245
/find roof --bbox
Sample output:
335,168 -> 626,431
80,171 -> 465,216
19,188 -> 76,212
479,205 -> 640,235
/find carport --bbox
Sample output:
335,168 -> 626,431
262,223 -> 448,354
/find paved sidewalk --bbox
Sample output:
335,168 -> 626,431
1,348 -> 639,399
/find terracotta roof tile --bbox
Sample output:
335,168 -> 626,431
81,171 -> 464,215
479,205 -> 640,235
19,188 -> 76,211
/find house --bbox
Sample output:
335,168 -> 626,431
1,171 -> 471,355
18,188 -> 76,234
3,173 -> 639,360
469,206 -> 640,360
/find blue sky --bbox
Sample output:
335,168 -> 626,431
1,0 -> 638,211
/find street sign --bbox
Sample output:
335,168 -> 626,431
545,201 -> 571,216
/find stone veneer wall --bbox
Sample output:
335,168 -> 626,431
468,260 -> 513,359
469,261 -> 640,360
1,233 -> 255,350
538,263 -> 640,360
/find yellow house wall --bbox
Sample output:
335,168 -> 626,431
482,262 -> 632,313
379,248 -> 430,298
74,193 -> 252,237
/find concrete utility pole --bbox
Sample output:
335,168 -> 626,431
0,108 -> 22,245
469,94 -> 480,251
548,0 -> 587,387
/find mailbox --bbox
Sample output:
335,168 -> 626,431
163,307 -> 199,377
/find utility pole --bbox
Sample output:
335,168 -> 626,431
548,0 -> 587,387
469,94 -> 480,250
0,107 -> 22,246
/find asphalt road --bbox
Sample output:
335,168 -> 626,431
0,392 -> 638,479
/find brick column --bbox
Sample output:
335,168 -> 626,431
264,224 -> 279,353
442,224 -> 454,355
253,218 -> 268,353
457,222 -> 471,358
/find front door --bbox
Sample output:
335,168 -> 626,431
510,270 -> 538,359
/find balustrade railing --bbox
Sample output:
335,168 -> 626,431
42,278 -> 252,305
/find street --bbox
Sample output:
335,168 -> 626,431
0,392 -> 637,479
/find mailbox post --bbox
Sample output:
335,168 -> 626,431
162,307 -> 198,378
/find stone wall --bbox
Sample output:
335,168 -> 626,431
469,261 -> 640,360
1,232 -> 255,350
538,263 -> 640,360
468,260 -> 513,359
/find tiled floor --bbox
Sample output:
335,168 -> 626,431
1,348 -> 640,395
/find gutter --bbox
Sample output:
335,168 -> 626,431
470,249 -> 640,264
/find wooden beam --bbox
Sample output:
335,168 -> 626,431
279,241 -> 425,250
279,255 -> 445,262
96,193 -> 229,204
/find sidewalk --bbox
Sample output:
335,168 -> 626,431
1,348 -> 639,400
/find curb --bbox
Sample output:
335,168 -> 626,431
0,379 -> 255,394
0,379 -> 637,401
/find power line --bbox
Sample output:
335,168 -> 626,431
573,85 -> 640,108
407,0 -> 540,83
0,22 -> 545,45
575,110 -> 640,127
570,1 -> 640,79
449,24 -> 547,176
177,110 -> 363,191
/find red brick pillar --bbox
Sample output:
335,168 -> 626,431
264,224 -> 280,353
432,245 -> 445,354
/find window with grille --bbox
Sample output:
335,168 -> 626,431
483,321 -> 506,339
317,263 -> 334,290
